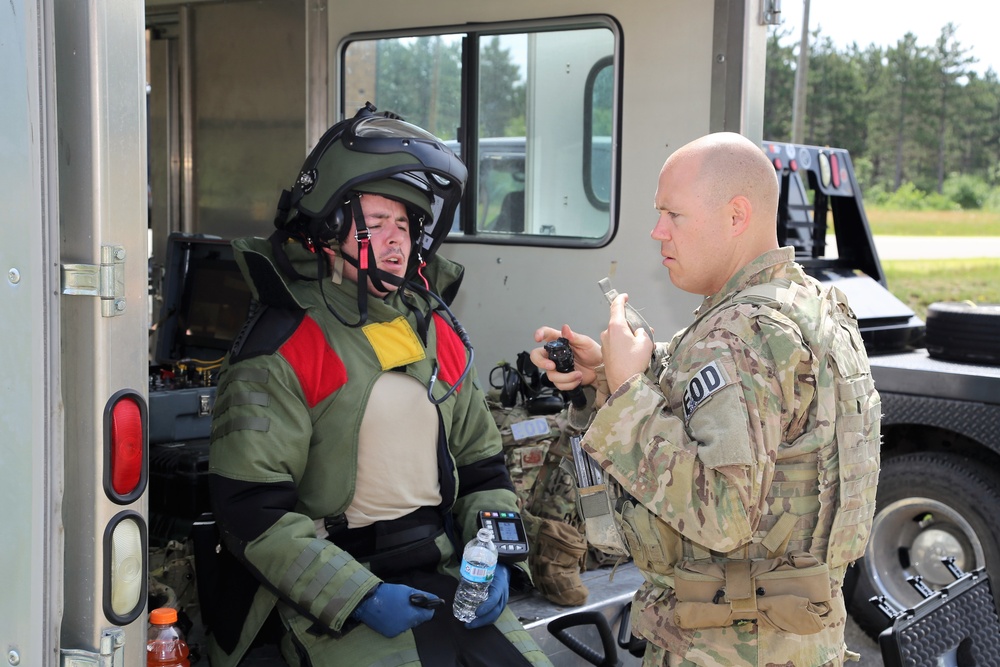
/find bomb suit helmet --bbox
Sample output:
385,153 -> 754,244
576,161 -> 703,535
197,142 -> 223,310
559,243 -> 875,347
275,103 -> 467,269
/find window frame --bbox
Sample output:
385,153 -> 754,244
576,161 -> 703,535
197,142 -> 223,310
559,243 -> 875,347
338,15 -> 622,249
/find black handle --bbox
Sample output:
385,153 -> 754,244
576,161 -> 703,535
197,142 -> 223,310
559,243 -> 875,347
547,610 -> 621,667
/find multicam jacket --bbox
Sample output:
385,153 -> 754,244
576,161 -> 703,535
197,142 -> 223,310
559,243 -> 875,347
581,247 -> 880,667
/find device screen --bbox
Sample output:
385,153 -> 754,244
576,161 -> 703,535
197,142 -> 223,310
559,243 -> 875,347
478,511 -> 529,561
497,519 -> 520,542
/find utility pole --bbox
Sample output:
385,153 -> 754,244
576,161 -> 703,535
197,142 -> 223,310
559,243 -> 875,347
790,0 -> 811,143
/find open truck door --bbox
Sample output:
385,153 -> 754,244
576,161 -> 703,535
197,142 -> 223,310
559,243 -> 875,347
2,0 -> 149,664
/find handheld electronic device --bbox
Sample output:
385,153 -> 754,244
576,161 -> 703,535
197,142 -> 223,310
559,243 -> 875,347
598,277 -> 654,341
543,338 -> 587,408
409,593 -> 446,609
477,511 -> 529,561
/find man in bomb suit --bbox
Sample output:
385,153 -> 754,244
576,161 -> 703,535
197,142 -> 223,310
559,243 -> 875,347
208,104 -> 552,667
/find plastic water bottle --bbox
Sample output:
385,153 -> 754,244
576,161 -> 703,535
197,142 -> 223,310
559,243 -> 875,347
453,528 -> 498,622
147,607 -> 191,667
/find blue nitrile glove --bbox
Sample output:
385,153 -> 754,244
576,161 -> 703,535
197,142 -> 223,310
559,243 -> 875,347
351,583 -> 438,638
465,564 -> 510,629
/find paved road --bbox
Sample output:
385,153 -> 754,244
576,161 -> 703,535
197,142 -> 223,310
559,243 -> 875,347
846,616 -> 883,666
827,235 -> 1000,261
874,235 -> 1000,260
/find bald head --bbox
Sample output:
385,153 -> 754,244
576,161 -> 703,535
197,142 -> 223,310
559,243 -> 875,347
651,132 -> 781,295
667,132 -> 779,228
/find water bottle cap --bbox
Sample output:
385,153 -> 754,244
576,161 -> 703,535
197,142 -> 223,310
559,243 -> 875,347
150,607 -> 178,625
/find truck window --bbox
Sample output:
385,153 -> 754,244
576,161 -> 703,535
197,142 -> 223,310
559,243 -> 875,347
584,55 -> 613,210
342,18 -> 618,246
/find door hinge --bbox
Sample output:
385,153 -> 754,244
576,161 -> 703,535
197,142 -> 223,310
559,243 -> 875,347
62,245 -> 127,317
60,628 -> 126,667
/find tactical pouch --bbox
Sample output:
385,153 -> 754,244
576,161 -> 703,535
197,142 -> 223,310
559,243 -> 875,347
531,519 -> 589,606
617,500 -> 672,576
672,551 -> 832,634
576,482 -> 629,558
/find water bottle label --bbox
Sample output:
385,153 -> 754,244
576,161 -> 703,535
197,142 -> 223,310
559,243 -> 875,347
460,558 -> 495,584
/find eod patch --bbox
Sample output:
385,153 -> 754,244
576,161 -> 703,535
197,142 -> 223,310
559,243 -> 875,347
682,360 -> 731,421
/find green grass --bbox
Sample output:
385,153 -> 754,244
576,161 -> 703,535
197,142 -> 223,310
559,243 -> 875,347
883,258 -> 1000,321
865,208 -> 1000,236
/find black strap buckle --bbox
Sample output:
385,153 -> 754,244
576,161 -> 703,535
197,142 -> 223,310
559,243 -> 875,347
324,513 -> 348,537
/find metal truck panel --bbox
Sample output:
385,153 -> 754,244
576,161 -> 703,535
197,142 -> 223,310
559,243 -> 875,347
1,1 -> 63,664
871,351 -> 1000,405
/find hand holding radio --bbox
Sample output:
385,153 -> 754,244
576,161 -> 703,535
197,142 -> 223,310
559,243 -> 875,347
543,338 -> 588,408
530,325 -> 602,392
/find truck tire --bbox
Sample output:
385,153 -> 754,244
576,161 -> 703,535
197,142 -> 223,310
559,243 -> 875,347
925,301 -> 1000,364
847,452 -> 1000,639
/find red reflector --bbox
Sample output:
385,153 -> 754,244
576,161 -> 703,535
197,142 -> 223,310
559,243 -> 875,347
830,153 -> 841,188
110,397 -> 143,495
789,159 -> 798,172
773,158 -> 783,171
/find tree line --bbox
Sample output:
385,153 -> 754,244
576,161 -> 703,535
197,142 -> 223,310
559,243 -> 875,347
765,24 -> 1000,210
369,28 -> 1000,210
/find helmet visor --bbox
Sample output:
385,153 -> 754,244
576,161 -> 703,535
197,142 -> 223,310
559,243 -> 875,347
345,116 -> 466,186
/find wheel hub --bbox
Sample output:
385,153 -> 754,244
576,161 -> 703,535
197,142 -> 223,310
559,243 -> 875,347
910,527 -> 965,586
866,497 -> 985,609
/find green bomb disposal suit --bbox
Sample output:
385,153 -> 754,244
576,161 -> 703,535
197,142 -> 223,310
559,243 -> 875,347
207,237 -> 550,667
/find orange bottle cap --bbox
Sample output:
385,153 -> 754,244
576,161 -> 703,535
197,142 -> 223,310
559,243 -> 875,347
150,607 -> 179,625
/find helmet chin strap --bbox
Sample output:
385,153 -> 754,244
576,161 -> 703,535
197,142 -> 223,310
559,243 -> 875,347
341,195 -> 402,290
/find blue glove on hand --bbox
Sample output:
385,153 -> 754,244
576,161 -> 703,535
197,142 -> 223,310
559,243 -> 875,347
465,564 -> 510,629
351,583 -> 438,638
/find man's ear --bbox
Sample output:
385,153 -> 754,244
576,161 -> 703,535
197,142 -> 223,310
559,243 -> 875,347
729,195 -> 752,236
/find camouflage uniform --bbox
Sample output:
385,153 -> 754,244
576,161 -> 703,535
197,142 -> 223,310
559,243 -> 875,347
581,247 -> 881,667
490,395 -> 594,606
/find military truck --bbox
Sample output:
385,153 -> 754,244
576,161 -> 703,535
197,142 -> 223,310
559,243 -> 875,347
12,0 -> 997,659
2,0 -> 774,664
761,140 -> 1000,638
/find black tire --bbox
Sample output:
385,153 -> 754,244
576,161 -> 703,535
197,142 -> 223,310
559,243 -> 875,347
925,301 -> 1000,364
847,452 -> 1000,639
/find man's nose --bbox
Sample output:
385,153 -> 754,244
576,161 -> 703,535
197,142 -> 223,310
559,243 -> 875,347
651,215 -> 671,240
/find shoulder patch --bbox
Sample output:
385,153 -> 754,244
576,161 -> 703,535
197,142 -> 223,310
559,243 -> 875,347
279,315 -> 347,408
433,312 -> 466,391
682,360 -> 731,421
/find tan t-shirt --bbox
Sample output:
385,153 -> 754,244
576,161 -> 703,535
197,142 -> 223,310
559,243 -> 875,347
346,371 -> 442,527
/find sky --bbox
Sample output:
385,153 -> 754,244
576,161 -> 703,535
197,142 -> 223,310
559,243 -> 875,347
777,0 -> 997,76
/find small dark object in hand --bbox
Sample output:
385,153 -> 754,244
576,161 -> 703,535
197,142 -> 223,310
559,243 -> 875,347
409,593 -> 445,609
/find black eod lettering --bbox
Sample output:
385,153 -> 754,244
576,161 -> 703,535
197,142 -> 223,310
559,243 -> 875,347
685,363 -> 723,413
688,377 -> 705,402
701,364 -> 721,392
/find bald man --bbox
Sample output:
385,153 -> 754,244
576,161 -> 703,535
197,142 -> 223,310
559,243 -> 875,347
531,133 -> 880,666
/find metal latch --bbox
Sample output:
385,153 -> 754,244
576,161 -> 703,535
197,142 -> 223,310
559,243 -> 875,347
62,245 -> 127,317
61,627 -> 125,666
199,393 -> 213,417
759,0 -> 781,25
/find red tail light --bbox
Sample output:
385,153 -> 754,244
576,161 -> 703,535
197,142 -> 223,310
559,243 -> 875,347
104,389 -> 147,503
110,397 -> 143,494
